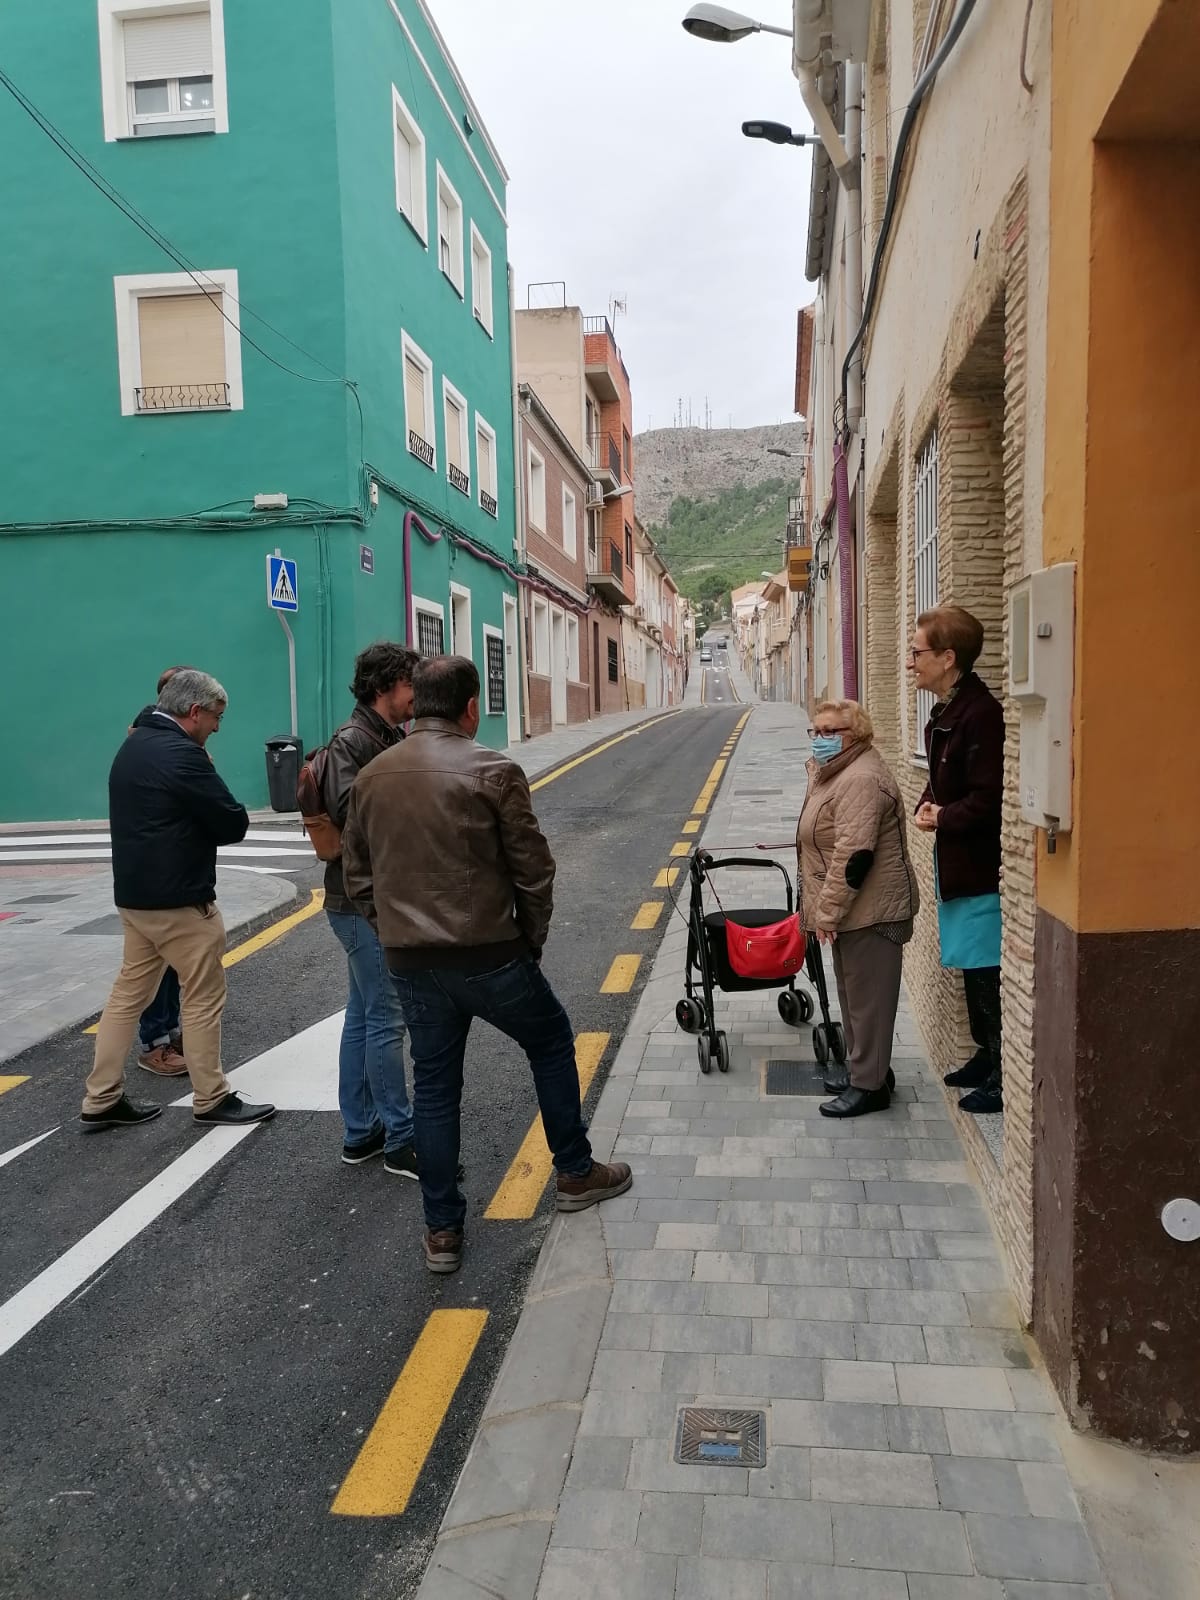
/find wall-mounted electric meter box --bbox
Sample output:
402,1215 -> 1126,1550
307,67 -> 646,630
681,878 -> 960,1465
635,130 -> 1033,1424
1008,563 -> 1075,836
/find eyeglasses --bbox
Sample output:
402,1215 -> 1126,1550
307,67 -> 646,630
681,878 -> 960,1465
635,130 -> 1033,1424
907,647 -> 938,662
807,726 -> 849,738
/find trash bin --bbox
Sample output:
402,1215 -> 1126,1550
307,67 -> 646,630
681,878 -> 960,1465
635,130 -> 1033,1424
264,734 -> 303,813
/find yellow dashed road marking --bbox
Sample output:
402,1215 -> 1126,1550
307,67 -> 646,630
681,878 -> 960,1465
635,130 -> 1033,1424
485,1033 -> 611,1220
601,954 -> 641,993
631,901 -> 664,930
0,1076 -> 30,1098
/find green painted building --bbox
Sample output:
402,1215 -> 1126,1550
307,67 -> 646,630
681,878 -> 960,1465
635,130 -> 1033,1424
0,0 -> 522,822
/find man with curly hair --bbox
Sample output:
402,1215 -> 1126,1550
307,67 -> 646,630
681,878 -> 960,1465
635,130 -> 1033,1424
322,642 -> 421,1175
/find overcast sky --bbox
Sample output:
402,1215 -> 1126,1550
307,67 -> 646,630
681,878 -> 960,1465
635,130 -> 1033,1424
430,0 -> 815,434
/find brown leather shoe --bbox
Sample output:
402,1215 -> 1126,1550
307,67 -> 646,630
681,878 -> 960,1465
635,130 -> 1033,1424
137,1044 -> 188,1076
424,1228 -> 464,1274
555,1160 -> 633,1212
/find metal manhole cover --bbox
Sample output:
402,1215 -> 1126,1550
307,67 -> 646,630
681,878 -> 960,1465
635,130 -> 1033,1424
765,1059 -> 828,1097
675,1407 -> 766,1468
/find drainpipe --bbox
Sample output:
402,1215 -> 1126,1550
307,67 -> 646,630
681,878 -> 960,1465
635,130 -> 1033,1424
508,265 -> 532,739
842,62 -> 863,428
792,2 -> 854,182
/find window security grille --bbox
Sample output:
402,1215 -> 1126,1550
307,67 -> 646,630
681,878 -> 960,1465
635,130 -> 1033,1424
416,610 -> 444,658
486,634 -> 506,714
913,428 -> 939,755
607,639 -> 619,683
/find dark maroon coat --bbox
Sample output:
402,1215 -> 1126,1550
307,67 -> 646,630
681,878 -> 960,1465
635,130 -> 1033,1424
917,672 -> 1004,901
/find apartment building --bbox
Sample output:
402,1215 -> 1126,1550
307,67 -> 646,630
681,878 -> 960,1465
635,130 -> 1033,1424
0,0 -> 519,820
795,0 -> 1198,1447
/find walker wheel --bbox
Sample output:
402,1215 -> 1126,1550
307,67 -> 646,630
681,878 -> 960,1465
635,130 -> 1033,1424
676,997 -> 705,1035
697,1035 -> 713,1075
798,991 -> 815,1023
830,1022 -> 847,1064
812,1025 -> 830,1066
716,1031 -> 730,1074
777,990 -> 802,1027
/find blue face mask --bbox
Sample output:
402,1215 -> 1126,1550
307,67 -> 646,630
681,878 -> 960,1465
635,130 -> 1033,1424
812,733 -> 844,766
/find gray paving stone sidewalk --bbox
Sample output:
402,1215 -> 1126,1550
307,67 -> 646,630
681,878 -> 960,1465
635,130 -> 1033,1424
0,868 -> 298,1063
419,668 -> 1113,1600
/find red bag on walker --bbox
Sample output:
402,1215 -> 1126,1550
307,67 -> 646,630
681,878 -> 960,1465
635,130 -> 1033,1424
723,914 -> 806,981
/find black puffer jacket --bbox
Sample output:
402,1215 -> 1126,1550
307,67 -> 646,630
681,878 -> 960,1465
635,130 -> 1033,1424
109,709 -> 248,909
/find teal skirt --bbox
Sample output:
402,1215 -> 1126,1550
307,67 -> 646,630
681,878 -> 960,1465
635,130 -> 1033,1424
934,858 -> 1001,970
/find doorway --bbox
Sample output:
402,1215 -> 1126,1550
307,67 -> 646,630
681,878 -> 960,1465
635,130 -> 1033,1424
592,621 -> 601,714
550,607 -> 568,725
502,594 -> 520,747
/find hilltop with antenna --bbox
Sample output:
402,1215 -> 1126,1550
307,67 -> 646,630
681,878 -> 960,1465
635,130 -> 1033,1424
633,419 -> 806,528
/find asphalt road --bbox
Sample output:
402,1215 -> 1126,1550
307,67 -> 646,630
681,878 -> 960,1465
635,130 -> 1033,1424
0,703 -> 743,1600
699,638 -> 736,708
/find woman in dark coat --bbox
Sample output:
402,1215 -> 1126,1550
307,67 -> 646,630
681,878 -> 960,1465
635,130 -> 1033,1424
909,606 -> 1005,1113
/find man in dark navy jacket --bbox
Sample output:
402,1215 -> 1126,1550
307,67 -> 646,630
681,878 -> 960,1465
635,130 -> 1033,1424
82,669 -> 275,1129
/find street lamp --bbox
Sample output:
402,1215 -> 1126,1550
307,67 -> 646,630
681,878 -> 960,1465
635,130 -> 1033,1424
681,4 -> 792,42
742,119 -> 809,146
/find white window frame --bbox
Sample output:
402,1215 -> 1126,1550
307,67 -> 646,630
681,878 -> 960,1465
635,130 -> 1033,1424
531,596 -> 551,676
566,614 -> 582,683
482,623 -> 506,716
561,483 -> 578,560
475,413 -> 498,517
392,85 -> 428,244
98,0 -> 228,142
113,267 -> 242,418
527,445 -> 547,532
913,427 -> 940,759
435,162 -> 465,296
469,222 -> 494,337
449,581 -> 473,660
412,594 -> 446,658
401,331 -> 436,469
442,376 -> 470,496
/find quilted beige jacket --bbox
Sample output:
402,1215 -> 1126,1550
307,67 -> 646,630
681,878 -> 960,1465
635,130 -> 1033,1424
795,740 -> 920,933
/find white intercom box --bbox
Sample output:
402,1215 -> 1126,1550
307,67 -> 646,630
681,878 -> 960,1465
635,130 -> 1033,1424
1008,563 -> 1076,836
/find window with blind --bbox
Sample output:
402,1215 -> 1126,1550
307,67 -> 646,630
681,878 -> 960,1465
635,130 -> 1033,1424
402,335 -> 434,468
135,291 -> 228,411
435,165 -> 464,294
123,9 -> 215,136
470,225 -> 493,335
392,87 -> 427,241
562,486 -> 577,559
528,448 -> 547,531
444,381 -> 469,496
476,416 -> 498,517
913,428 -> 940,756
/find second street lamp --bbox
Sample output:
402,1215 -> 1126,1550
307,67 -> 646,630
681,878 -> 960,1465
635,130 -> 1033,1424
742,119 -> 810,147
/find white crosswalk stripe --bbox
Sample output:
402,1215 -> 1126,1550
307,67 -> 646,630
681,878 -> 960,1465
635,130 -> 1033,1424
0,827 -> 314,874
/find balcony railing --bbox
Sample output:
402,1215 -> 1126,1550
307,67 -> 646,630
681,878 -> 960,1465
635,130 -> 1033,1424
135,382 -> 230,412
586,536 -> 629,607
587,430 -> 624,484
582,315 -> 614,338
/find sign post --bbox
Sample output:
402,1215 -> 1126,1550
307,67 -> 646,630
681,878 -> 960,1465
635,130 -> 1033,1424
266,551 -> 299,737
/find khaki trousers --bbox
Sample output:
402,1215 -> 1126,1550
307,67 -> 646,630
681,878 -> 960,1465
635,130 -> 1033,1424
83,904 -> 231,1115
830,927 -> 903,1092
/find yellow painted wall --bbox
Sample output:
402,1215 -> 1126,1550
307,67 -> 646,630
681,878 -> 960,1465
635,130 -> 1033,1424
1040,0 -> 1200,933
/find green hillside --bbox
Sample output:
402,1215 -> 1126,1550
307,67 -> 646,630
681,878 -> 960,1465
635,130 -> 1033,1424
648,479 -> 791,616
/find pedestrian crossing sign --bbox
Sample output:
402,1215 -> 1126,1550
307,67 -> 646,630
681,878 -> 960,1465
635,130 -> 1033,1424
267,555 -> 299,612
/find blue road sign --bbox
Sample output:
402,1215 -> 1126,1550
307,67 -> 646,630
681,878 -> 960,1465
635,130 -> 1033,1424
267,555 -> 298,612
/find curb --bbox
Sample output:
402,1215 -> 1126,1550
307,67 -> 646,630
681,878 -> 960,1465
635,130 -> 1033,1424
413,712 -> 756,1600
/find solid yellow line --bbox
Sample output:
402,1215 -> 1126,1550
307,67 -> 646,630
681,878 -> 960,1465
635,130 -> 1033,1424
669,841 -> 690,858
654,866 -> 681,889
0,1076 -> 30,1097
330,1308 -> 488,1517
83,888 -> 327,1034
682,820 -> 700,835
631,901 -> 664,930
529,713 -> 681,793
485,1032 -> 610,1220
601,954 -> 641,993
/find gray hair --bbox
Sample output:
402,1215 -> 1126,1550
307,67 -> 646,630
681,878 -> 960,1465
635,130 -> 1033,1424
157,668 -> 227,716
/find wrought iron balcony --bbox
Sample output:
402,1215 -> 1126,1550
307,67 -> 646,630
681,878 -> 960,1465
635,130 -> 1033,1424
135,382 -> 230,413
587,430 -> 624,489
587,537 -> 630,608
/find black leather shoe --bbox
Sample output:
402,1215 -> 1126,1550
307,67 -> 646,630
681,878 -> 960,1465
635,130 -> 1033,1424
823,1066 -> 895,1094
958,1078 -> 1003,1114
944,1054 -> 992,1089
193,1092 -> 275,1126
80,1095 -> 163,1130
819,1085 -> 891,1118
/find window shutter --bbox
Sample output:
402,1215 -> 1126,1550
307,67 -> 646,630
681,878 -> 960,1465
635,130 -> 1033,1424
444,395 -> 463,470
137,293 -> 225,388
477,428 -> 493,492
405,356 -> 427,439
123,11 -> 214,81
395,127 -> 413,215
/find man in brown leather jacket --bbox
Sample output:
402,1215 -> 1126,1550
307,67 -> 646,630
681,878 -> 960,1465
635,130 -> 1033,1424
342,654 -> 631,1274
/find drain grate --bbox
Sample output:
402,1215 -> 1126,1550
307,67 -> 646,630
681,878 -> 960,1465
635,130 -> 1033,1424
675,1407 -> 766,1468
765,1059 -> 829,1097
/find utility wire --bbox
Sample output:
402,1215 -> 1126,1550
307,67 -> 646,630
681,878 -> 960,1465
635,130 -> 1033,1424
0,66 -> 353,394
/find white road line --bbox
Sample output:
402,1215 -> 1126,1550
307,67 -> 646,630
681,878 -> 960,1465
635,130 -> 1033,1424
0,846 -> 311,864
0,1128 -> 59,1172
172,1012 -> 344,1110
0,830 -> 303,848
0,1125 -> 260,1360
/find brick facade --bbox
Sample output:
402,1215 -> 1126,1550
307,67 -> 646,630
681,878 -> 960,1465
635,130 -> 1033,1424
863,176 -> 1038,1319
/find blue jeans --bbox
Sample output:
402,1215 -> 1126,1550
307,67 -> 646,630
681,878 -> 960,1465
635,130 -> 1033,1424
393,958 -> 593,1231
138,967 -> 180,1051
327,911 -> 415,1153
